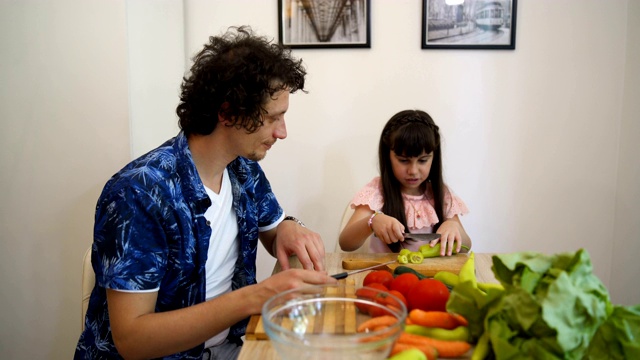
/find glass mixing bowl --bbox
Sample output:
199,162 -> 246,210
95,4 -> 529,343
261,284 -> 407,360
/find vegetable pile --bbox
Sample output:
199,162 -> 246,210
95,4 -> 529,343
357,308 -> 472,360
446,249 -> 640,359
356,249 -> 640,359
357,268 -> 476,359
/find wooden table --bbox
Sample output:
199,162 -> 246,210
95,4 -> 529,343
237,252 -> 498,360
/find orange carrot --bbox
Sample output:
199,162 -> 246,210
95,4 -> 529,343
405,317 -> 414,325
357,332 -> 399,344
409,309 -> 461,330
372,325 -> 389,331
390,342 -> 438,360
397,332 -> 472,358
450,313 -> 468,327
357,315 -> 397,333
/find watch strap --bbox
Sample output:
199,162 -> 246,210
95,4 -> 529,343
283,215 -> 305,227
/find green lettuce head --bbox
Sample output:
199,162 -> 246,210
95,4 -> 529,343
488,249 -> 612,359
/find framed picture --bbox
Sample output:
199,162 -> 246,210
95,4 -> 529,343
278,0 -> 371,49
422,0 -> 517,50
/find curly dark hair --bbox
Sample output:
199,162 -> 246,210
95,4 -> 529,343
378,109 -> 446,252
176,26 -> 307,136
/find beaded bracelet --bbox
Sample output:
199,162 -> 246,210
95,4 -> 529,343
367,210 -> 383,231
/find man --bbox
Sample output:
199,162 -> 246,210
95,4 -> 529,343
75,26 -> 336,359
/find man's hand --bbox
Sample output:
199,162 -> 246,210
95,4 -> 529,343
274,220 -> 326,271
250,268 -> 337,312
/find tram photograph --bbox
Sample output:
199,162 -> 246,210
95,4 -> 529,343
475,1 -> 505,30
423,0 -> 516,49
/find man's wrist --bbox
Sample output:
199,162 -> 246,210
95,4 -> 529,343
271,237 -> 278,256
283,215 -> 305,227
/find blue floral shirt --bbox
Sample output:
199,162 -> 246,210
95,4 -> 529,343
74,132 -> 283,359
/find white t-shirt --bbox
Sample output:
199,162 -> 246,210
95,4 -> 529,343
203,169 -> 239,348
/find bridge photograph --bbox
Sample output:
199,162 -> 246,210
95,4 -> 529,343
279,0 -> 370,48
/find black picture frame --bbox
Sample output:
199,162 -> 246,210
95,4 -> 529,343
278,0 -> 371,49
422,0 -> 517,50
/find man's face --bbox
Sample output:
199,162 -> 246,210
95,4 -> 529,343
243,90 -> 289,161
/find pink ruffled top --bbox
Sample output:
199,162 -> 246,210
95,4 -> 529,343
350,177 -> 469,253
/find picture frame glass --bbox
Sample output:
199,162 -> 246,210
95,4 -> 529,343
279,0 -> 371,49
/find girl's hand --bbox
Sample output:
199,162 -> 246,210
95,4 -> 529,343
430,219 -> 463,256
371,213 -> 405,245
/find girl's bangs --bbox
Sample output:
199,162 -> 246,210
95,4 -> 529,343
391,123 -> 437,157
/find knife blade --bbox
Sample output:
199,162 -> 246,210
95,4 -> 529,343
403,233 -> 441,241
331,260 -> 397,280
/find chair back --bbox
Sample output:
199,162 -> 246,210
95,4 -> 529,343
81,247 -> 95,331
335,203 -> 370,253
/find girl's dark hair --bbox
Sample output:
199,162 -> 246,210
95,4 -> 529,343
176,26 -> 306,136
378,110 -> 446,252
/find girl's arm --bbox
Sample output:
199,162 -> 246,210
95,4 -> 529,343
338,205 -> 375,251
339,205 -> 405,251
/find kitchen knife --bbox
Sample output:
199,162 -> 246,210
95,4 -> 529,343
331,260 -> 397,280
403,233 -> 441,241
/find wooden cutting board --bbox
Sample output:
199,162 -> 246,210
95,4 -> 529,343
341,252 -> 469,277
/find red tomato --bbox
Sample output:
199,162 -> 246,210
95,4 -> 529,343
356,282 -> 388,299
374,289 -> 408,311
406,278 -> 450,312
368,282 -> 389,291
368,303 -> 390,318
354,301 -> 369,314
355,288 -> 373,314
363,270 -> 394,289
386,290 -> 408,309
389,273 -> 420,298
355,283 -> 389,314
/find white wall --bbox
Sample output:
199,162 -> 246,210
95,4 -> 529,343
0,0 -> 130,358
127,0 -> 184,157
1,0 -> 638,358
611,0 -> 640,306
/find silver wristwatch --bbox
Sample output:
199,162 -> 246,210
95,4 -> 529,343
283,215 -> 305,227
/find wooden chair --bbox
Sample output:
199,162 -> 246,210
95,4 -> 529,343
334,203 -> 370,253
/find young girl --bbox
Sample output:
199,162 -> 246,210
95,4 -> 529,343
339,109 -> 471,256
